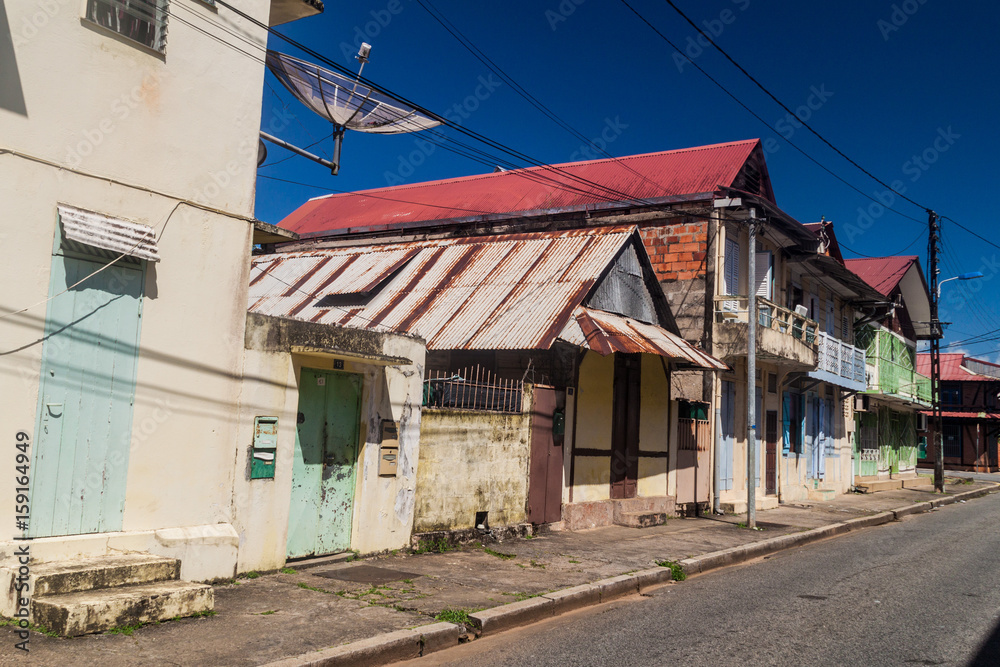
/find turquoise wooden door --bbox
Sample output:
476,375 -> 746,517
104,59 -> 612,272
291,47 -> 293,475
30,255 -> 144,537
287,369 -> 361,558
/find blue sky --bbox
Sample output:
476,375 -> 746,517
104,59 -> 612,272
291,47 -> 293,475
255,0 -> 1000,359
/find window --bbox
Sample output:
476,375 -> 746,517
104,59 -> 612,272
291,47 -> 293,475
782,391 -> 804,455
941,383 -> 962,406
86,0 -> 168,53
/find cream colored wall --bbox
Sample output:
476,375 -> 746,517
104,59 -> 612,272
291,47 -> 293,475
0,161 -> 250,578
231,334 -> 426,569
575,351 -> 614,452
570,352 -> 675,502
0,0 -> 279,576
3,0 -> 271,216
572,456 -> 610,503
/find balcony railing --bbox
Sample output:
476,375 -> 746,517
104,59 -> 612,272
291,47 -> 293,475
866,358 -> 932,404
714,295 -> 819,344
815,331 -> 866,385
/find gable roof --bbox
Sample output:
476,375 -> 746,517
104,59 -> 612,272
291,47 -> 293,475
916,353 -> 1000,382
279,139 -> 773,238
247,225 -> 724,368
843,256 -> 919,296
845,255 -> 932,338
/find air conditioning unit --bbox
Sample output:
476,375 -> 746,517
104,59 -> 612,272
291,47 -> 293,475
854,394 -> 870,412
916,413 -> 928,431
794,304 -> 809,318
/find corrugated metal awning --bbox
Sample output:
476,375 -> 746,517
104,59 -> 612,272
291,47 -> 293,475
559,307 -> 727,370
58,205 -> 160,263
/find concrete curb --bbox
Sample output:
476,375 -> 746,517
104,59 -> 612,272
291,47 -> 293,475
266,483 -> 999,666
680,484 -> 1000,578
262,622 -> 462,667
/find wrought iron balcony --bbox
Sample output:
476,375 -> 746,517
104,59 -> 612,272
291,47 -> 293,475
807,331 -> 867,391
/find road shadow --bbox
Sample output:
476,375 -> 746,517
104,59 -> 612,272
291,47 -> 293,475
967,613 -> 1000,666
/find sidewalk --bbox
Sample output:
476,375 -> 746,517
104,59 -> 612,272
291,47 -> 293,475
3,478 -> 996,666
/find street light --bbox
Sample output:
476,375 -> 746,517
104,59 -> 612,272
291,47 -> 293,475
931,270 -> 984,492
937,271 -> 984,298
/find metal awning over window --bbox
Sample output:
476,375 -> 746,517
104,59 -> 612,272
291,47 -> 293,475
58,205 -> 160,263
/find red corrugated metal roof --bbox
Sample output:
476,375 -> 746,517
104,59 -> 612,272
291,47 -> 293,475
247,226 -> 724,368
279,139 -> 764,238
916,353 -> 997,381
843,256 -> 917,296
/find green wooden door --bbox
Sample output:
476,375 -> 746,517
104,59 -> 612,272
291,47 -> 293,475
287,369 -> 361,558
30,255 -> 144,537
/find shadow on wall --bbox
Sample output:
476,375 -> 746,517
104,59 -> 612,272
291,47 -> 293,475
0,2 -> 27,116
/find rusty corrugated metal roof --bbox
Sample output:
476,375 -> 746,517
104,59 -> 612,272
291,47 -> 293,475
279,139 -> 764,238
249,227 -> 635,350
559,307 -> 727,370
248,226 -> 725,369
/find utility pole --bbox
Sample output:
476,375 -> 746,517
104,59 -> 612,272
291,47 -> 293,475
746,209 -> 758,528
928,210 -> 944,492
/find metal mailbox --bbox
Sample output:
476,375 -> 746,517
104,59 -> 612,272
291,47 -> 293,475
251,416 -> 278,479
379,419 -> 399,477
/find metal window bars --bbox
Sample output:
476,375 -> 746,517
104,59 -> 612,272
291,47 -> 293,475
422,366 -> 523,413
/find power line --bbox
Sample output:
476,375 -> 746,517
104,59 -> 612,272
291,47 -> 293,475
616,0 -> 928,229
838,230 -> 924,259
155,0 -> 681,211
660,0 -> 932,215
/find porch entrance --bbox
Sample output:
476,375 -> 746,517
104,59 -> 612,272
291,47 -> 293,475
30,255 -> 144,537
765,410 -> 778,495
287,368 -> 361,559
610,353 -> 641,499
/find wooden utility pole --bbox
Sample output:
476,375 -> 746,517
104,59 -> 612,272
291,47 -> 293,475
928,210 -> 944,492
746,210 -> 758,528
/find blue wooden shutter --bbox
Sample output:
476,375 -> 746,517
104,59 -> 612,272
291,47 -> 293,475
782,392 -> 792,455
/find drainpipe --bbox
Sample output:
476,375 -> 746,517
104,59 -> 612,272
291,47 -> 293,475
714,406 -> 723,514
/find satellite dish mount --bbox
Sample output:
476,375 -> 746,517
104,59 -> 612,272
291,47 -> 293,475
261,43 -> 441,176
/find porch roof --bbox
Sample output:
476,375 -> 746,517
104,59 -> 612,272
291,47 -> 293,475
558,306 -> 727,370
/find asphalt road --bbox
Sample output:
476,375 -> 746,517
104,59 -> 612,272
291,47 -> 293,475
406,492 -> 1000,667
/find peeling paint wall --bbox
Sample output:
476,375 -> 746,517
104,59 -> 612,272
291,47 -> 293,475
231,322 -> 426,569
413,388 -> 533,532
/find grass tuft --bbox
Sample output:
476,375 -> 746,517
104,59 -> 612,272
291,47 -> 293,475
656,560 -> 687,581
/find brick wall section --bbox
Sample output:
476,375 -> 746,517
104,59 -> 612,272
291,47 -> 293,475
639,220 -> 709,282
637,219 -> 711,346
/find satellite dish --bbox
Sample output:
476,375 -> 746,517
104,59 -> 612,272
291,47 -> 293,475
265,46 -> 441,175
257,138 -> 267,167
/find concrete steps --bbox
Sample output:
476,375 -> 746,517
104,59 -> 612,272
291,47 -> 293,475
614,511 -> 668,528
903,476 -> 933,489
32,579 -> 213,637
2,554 -> 213,636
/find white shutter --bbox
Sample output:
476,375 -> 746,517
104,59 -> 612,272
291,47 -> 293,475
826,300 -> 835,335
724,237 -> 740,312
755,251 -> 772,300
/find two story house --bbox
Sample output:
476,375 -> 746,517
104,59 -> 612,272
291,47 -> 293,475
916,353 -> 1000,472
844,257 -> 934,489
0,0 -> 433,635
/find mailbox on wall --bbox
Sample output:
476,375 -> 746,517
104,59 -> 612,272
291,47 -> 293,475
251,416 -> 278,479
379,420 -> 399,477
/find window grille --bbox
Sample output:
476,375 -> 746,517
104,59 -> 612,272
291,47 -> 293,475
86,0 -> 168,53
